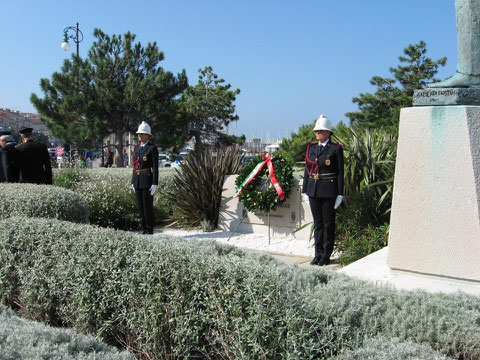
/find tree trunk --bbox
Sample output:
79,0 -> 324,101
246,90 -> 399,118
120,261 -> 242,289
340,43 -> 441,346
194,131 -> 203,161
115,132 -> 124,168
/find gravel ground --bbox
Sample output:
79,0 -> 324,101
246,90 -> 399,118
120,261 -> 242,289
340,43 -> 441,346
155,228 -> 315,258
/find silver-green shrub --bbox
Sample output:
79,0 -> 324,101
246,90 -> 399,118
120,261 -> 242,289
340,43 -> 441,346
0,216 -> 478,359
338,336 -> 451,360
53,167 -> 176,229
0,183 -> 88,223
0,304 -> 133,360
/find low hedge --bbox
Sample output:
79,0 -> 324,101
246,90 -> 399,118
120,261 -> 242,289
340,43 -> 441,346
0,183 -> 89,224
53,168 -> 176,230
0,216 -> 478,359
0,304 -> 133,360
337,336 -> 450,360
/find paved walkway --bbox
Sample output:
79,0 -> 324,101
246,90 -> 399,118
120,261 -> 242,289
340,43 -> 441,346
252,250 -> 342,270
259,248 -> 480,296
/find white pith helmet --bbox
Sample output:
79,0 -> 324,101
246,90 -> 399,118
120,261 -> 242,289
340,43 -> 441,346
313,114 -> 332,132
136,121 -> 152,136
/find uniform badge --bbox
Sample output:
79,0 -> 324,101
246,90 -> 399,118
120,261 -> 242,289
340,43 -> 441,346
325,156 -> 331,166
313,173 -> 319,181
142,155 -> 147,161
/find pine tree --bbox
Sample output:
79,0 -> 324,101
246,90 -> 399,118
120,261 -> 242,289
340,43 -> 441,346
31,29 -> 188,166
346,41 -> 447,128
180,66 -> 240,159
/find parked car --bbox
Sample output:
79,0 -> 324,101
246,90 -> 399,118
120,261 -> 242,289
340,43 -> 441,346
48,148 -> 56,161
158,154 -> 173,168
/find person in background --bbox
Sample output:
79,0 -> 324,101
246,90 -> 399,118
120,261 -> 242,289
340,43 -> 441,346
76,155 -> 86,168
0,128 -> 12,182
302,115 -> 344,266
131,121 -> 158,235
15,127 -> 52,185
0,134 -> 19,182
105,148 -> 114,168
84,150 -> 93,168
123,148 -> 129,167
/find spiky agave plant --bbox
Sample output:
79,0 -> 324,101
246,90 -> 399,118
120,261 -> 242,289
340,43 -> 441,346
167,147 -> 243,229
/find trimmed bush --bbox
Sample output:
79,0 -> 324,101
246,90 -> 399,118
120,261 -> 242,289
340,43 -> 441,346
0,216 -> 478,359
53,168 -> 176,230
0,304 -> 133,360
0,183 -> 88,223
338,336 -> 451,360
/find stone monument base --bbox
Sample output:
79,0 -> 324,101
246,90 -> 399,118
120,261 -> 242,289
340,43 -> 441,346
218,175 -> 313,239
388,106 -> 480,282
413,87 -> 480,106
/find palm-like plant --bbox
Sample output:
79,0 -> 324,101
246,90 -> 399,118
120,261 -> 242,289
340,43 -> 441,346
167,147 -> 243,229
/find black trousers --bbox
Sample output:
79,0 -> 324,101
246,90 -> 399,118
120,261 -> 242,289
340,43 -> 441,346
135,188 -> 154,233
309,197 -> 336,261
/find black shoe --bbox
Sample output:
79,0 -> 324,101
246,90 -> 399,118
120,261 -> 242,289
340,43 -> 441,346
318,258 -> 330,266
310,257 -> 320,265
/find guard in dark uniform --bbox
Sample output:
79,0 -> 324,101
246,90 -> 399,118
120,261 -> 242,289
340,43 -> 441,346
0,128 -> 12,182
16,127 -> 52,185
131,121 -> 159,234
302,115 -> 344,266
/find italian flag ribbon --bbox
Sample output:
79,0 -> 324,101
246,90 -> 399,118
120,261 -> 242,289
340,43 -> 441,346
233,154 -> 285,200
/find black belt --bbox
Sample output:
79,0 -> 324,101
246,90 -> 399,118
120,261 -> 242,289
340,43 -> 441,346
309,173 -> 336,180
133,169 -> 151,175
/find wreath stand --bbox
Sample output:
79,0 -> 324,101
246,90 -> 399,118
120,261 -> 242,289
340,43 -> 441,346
227,179 -> 273,244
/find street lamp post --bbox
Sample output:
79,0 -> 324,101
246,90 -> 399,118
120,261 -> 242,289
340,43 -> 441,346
61,22 -> 84,166
61,22 -> 83,57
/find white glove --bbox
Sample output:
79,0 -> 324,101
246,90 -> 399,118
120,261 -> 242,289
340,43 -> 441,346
131,184 -> 135,191
149,184 -> 158,196
303,193 -> 310,205
334,195 -> 343,209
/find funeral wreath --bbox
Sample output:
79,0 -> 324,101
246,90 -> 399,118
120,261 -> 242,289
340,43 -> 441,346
234,153 -> 294,213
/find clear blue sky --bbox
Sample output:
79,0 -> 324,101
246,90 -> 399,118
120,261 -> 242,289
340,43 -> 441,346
0,0 -> 457,141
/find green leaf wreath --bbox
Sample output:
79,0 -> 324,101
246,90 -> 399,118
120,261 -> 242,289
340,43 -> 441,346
235,154 -> 294,213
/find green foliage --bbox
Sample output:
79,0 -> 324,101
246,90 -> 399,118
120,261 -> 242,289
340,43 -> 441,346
1,216 -> 478,359
0,183 -> 88,223
277,121 -> 315,165
214,132 -> 246,147
180,66 -> 241,159
334,124 -> 396,221
52,167 -> 83,189
167,148 -> 242,228
31,28 -> 188,164
338,336 -> 450,360
346,41 -> 447,128
336,222 -> 389,266
235,154 -> 295,213
53,168 -> 176,230
0,304 -> 133,360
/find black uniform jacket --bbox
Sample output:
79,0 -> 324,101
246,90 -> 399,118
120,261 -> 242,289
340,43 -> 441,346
131,142 -> 159,189
1,142 -> 19,182
16,140 -> 52,185
302,141 -> 344,198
